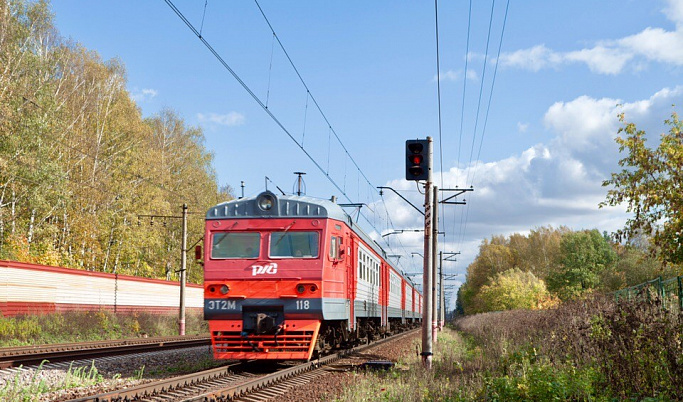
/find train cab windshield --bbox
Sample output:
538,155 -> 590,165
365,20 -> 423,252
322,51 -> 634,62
269,231 -> 319,258
211,232 -> 260,259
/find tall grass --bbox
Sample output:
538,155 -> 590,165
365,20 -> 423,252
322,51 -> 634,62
0,360 -> 106,401
338,294 -> 682,401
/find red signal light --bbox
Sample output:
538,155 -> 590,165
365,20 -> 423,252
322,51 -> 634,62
405,139 -> 430,181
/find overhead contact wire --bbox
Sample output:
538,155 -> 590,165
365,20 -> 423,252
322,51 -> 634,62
465,0 -> 496,185
434,0 -> 448,254
471,0 -> 510,185
453,0 -> 473,254
456,0 -> 497,254
164,0 -> 388,245
253,0 -> 376,192
459,0 -> 510,264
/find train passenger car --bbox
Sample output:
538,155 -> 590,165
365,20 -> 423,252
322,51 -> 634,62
202,191 -> 421,361
403,279 -> 414,320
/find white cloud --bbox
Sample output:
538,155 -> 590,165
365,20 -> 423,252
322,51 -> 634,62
498,44 -> 634,75
466,69 -> 479,81
564,46 -> 634,74
664,0 -> 683,26
376,87 -> 683,277
517,122 -> 529,132
131,88 -> 158,102
197,112 -> 246,127
142,89 -> 158,97
498,44 -> 557,71
433,70 -> 460,82
544,95 -> 621,151
433,69 -> 478,82
497,2 -> 683,74
618,28 -> 683,66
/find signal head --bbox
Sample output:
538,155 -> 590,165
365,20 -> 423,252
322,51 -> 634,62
405,139 -> 430,181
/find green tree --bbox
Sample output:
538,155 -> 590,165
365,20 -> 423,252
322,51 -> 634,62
601,112 -> 683,265
0,0 -> 229,282
612,244 -> 679,287
478,268 -> 555,312
547,229 -> 617,300
458,227 -> 569,314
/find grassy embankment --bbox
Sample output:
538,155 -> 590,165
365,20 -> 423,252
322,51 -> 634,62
0,310 -> 208,347
338,294 -> 682,401
0,311 -> 212,400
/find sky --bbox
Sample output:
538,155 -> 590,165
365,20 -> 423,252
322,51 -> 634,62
51,0 -> 683,306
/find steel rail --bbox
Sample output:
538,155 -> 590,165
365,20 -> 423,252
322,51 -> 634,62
193,328 -> 420,402
67,328 -> 420,402
0,336 -> 210,369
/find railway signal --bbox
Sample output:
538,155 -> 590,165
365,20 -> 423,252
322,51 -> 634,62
405,139 -> 430,181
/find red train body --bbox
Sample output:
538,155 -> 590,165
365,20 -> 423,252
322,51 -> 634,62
203,191 -> 422,361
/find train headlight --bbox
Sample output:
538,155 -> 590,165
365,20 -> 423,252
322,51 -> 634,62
296,284 -> 306,294
220,285 -> 230,295
258,193 -> 275,211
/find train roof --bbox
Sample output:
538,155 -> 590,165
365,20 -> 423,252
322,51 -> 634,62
207,191 -> 348,222
207,191 -> 419,289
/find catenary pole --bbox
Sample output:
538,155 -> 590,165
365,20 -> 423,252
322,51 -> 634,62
432,185 -> 439,344
439,252 -> 445,329
179,204 -> 188,336
421,137 -> 433,369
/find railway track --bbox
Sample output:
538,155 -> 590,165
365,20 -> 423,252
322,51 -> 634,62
67,328 -> 419,402
0,335 -> 210,369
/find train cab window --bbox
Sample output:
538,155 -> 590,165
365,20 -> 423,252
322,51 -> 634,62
329,236 -> 343,260
329,236 -> 338,260
211,232 -> 260,259
270,231 -> 319,258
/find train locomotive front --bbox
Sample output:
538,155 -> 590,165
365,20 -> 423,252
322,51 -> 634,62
203,191 -> 422,361
203,191 -> 347,360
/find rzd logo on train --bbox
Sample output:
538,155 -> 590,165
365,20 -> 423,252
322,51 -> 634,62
251,263 -> 278,276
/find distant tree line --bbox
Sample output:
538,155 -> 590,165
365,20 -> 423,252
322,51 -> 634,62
457,109 -> 683,314
456,227 -> 681,315
0,1 -> 231,283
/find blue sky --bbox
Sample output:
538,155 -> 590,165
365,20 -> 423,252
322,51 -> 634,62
52,0 -> 683,304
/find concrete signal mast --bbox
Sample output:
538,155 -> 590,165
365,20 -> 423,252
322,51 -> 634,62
405,137 -> 433,369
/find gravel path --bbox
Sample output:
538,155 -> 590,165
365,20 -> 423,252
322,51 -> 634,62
276,331 -> 421,402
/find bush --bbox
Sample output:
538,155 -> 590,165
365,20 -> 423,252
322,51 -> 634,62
555,295 -> 683,399
483,346 -> 605,401
456,293 -> 683,400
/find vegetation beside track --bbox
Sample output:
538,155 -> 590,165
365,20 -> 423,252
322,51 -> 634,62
0,0 -> 230,283
338,294 -> 682,401
0,310 -> 208,347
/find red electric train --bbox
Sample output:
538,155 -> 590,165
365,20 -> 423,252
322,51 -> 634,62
201,191 -> 422,361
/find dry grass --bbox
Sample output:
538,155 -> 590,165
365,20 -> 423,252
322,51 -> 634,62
338,294 -> 682,401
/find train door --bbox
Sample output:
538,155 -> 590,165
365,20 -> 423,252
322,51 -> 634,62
346,236 -> 356,331
401,281 -> 406,323
381,263 -> 388,329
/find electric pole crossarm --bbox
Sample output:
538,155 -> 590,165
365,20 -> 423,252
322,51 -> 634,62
443,251 -> 460,262
440,188 -> 474,205
377,186 -> 425,216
